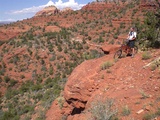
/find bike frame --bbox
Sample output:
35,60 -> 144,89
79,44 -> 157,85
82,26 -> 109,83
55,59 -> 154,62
120,44 -> 132,54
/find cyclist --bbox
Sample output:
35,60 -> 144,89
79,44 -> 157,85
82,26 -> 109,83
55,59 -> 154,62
126,27 -> 137,57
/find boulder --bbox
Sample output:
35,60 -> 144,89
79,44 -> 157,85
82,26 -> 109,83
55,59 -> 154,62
64,56 -> 113,109
101,45 -> 120,54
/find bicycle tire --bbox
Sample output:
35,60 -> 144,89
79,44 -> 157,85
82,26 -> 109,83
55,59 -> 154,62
114,49 -> 122,59
134,45 -> 138,54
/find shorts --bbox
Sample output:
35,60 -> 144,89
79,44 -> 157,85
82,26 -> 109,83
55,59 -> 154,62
128,40 -> 135,48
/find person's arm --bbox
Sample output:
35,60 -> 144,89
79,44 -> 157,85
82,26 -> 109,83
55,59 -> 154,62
132,37 -> 136,40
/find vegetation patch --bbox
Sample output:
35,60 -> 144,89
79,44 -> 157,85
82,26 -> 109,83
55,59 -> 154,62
140,90 -> 149,99
142,52 -> 152,60
89,98 -> 118,120
101,61 -> 113,70
121,105 -> 131,116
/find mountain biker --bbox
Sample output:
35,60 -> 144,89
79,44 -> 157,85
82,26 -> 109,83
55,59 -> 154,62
127,27 -> 137,57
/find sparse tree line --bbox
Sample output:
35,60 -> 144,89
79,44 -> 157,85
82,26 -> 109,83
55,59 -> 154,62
94,0 -> 131,3
136,0 -> 160,48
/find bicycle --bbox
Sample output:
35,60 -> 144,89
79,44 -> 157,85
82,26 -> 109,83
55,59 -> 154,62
114,40 -> 138,59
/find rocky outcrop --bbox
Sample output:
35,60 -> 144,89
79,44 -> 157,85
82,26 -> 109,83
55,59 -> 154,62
64,59 -> 100,108
46,45 -> 120,120
46,45 -> 160,120
35,6 -> 59,17
101,45 -> 120,54
82,2 -> 115,11
45,25 -> 61,32
61,7 -> 73,12
46,54 -> 114,120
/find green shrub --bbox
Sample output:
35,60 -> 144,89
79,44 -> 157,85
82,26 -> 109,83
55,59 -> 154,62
101,61 -> 113,70
88,36 -> 92,40
31,84 -> 42,91
1,111 -> 18,120
90,98 -> 117,120
120,22 -> 125,29
20,81 -> 34,93
57,96 -> 65,109
150,63 -> 157,71
8,79 -> 18,87
44,77 -> 52,85
5,89 -> 19,99
113,34 -> 118,39
143,113 -> 155,120
49,67 -> 54,75
136,11 -> 160,48
99,36 -> 104,43
57,45 -> 62,52
41,65 -> 47,71
0,41 -> 5,46
143,108 -> 160,120
0,68 -> 5,75
4,76 -> 10,83
142,52 -> 152,60
50,55 -> 56,61
21,75 -> 25,79
121,105 -> 131,116
156,108 -> 160,116
140,90 -> 149,99
22,105 -> 34,114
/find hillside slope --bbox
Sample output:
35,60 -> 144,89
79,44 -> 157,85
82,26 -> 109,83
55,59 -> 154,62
46,50 -> 160,120
0,0 -> 159,120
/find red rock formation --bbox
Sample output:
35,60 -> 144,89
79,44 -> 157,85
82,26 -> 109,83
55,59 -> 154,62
46,55 -> 114,120
46,48 -> 160,120
45,25 -> 61,32
101,45 -> 120,54
35,6 -> 59,17
63,45 -> 119,109
61,7 -> 73,12
82,2 -> 115,11
140,0 -> 158,9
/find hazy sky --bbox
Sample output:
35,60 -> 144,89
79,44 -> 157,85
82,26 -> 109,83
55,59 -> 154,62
0,0 -> 93,21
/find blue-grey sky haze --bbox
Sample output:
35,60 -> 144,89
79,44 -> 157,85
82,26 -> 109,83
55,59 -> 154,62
0,0 -> 93,21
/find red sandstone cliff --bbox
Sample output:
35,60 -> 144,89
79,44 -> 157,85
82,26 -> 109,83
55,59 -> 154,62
46,47 -> 160,120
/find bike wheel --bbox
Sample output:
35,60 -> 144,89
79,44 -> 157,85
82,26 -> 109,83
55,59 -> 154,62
134,45 -> 138,54
114,50 -> 122,59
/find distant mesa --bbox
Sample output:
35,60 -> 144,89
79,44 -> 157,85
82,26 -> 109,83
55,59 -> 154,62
0,21 -> 14,25
35,0 -> 79,16
35,0 -> 59,17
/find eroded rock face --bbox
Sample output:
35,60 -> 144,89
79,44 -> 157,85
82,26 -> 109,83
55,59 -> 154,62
101,45 -> 120,54
46,47 -> 114,120
46,56 -> 112,120
46,99 -> 73,120
64,55 -> 113,109
35,6 -> 59,17
61,7 -> 73,12
82,2 -> 115,11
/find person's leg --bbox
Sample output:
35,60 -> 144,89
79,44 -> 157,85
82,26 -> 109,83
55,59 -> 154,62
126,41 -> 130,56
131,48 -> 135,57
130,41 -> 135,57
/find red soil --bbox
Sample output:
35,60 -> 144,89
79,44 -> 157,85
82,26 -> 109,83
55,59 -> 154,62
46,48 -> 160,120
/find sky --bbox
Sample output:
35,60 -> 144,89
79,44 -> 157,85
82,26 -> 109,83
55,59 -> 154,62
0,0 -> 93,22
